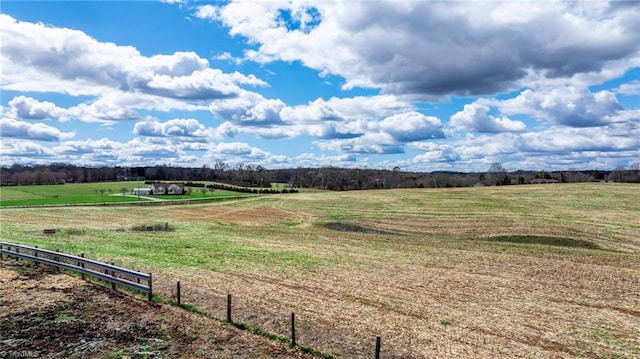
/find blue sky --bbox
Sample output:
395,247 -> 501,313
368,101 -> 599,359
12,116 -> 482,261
1,0 -> 639,172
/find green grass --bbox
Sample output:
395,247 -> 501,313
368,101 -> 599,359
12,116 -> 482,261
0,195 -> 145,206
0,223 -> 329,273
2,183 -> 638,270
167,299 -> 207,315
0,182 -> 254,206
0,182 -> 147,206
2,183 -> 635,292
1,183 -> 639,358
0,181 -> 145,198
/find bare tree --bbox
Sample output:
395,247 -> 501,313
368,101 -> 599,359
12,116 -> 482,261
256,165 -> 266,187
199,165 -> 211,181
392,166 -> 402,188
486,162 -> 507,185
610,166 -> 626,181
214,161 -> 228,180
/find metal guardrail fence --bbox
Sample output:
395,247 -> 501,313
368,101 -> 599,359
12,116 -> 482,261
0,242 -> 152,301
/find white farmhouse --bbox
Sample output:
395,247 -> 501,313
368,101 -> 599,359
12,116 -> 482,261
150,183 -> 184,195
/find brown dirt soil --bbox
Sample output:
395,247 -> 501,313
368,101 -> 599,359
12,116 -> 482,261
0,260 -> 315,359
151,249 -> 640,359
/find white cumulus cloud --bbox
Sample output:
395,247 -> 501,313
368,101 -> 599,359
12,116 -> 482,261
134,118 -> 210,139
497,87 -> 623,127
0,14 -> 264,101
0,118 -> 75,141
8,96 -> 67,120
196,1 -> 640,97
450,102 -> 527,133
377,111 -> 444,141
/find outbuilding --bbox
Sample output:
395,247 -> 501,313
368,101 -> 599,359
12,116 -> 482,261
132,187 -> 152,195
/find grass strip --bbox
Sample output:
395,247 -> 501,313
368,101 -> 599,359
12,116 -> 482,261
166,299 -> 207,316
231,322 -> 335,359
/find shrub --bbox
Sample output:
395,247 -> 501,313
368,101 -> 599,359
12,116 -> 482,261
131,222 -> 175,232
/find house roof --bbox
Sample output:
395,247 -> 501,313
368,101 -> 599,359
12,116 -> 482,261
151,183 -> 183,188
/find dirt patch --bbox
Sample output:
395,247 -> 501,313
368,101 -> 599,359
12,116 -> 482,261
0,261 -> 316,359
479,235 -> 602,249
322,222 -> 403,236
1,263 -> 78,315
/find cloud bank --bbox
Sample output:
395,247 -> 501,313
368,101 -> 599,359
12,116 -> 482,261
1,1 -> 639,171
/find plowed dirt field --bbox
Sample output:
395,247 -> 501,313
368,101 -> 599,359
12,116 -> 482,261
0,260 -> 314,359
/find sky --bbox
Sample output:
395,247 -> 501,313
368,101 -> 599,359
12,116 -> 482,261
1,0 -> 639,173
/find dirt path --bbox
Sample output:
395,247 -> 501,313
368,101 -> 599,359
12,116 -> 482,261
0,260 -> 315,359
110,193 -> 165,201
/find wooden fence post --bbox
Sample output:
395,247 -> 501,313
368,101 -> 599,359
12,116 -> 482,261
227,294 -> 232,322
375,336 -> 381,359
148,273 -> 153,302
177,281 -> 181,306
34,246 -> 38,258
291,313 -> 296,347
55,249 -> 60,270
110,262 -> 116,290
80,254 -> 85,280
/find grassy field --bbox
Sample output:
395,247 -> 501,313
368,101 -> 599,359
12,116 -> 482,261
1,183 -> 638,358
0,181 -> 252,206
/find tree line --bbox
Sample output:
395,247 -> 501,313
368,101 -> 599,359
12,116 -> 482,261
1,162 -> 639,189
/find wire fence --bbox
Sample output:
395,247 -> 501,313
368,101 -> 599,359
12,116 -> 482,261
154,277 -> 407,358
1,242 -> 418,358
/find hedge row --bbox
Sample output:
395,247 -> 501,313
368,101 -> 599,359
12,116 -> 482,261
145,181 -> 299,194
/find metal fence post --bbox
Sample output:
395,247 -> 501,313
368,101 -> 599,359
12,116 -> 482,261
227,294 -> 232,322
